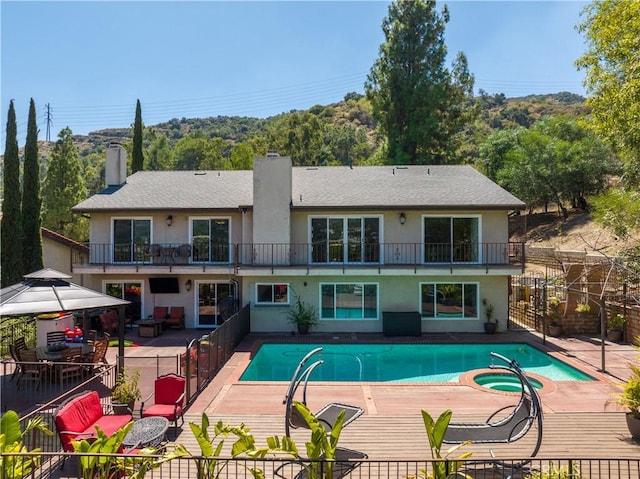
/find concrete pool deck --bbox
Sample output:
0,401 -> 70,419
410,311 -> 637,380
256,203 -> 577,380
190,330 -> 636,416
114,328 -> 640,459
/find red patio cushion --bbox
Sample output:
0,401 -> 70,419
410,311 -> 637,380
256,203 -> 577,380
54,391 -> 132,451
141,403 -> 183,421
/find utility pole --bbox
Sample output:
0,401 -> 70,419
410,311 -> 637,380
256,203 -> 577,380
44,103 -> 52,141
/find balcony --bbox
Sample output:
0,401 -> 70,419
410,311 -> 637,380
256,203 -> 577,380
72,242 -> 524,272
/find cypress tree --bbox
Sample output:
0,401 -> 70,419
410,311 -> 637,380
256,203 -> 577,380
1,100 -> 24,286
131,99 -> 144,173
22,98 -> 44,273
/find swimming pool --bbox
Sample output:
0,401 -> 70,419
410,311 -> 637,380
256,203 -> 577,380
239,343 -> 595,383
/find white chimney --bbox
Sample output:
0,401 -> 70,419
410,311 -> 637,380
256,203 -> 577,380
105,142 -> 127,186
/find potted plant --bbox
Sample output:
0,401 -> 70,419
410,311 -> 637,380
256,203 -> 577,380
548,311 -> 563,337
607,312 -> 626,343
482,299 -> 497,334
575,302 -> 591,316
112,367 -> 141,414
610,340 -> 640,440
286,294 -> 318,335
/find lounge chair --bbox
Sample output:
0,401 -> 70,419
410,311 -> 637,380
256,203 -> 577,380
442,352 -> 543,469
284,347 -> 364,437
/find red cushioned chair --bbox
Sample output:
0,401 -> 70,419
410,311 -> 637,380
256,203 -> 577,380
165,306 -> 185,329
140,373 -> 186,437
152,306 -> 168,320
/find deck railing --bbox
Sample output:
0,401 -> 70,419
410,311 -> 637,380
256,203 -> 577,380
74,242 -> 524,269
0,453 -> 637,479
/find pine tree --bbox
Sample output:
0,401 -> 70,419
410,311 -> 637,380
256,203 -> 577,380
1,100 -> 23,286
22,98 -> 44,273
42,127 -> 89,240
131,99 -> 144,173
365,0 -> 475,164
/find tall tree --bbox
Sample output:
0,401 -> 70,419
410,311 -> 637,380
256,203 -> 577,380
1,100 -> 23,286
42,127 -> 88,240
576,0 -> 640,186
131,99 -> 144,173
22,98 -> 44,273
364,0 -> 475,164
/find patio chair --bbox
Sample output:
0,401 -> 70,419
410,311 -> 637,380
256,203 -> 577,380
83,339 -> 109,374
16,348 -> 43,390
47,331 -> 67,345
15,336 -> 28,352
442,352 -> 544,470
284,347 -> 364,437
152,306 -> 169,320
274,446 -> 368,479
165,306 -> 185,329
9,344 -> 23,382
140,373 -> 186,437
99,310 -> 119,336
57,347 -> 85,385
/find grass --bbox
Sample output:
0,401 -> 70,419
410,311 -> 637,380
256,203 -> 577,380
108,339 -> 139,347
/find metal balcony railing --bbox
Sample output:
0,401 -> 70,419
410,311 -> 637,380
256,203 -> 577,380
73,242 -> 524,269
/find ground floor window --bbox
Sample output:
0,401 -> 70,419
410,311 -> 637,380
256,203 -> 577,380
420,282 -> 478,319
256,283 -> 289,305
320,283 -> 378,320
105,281 -> 142,320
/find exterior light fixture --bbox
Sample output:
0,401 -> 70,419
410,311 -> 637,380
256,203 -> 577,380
399,213 -> 406,225
185,279 -> 192,292
166,215 -> 173,227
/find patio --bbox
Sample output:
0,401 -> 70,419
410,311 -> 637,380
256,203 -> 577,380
95,327 -> 640,460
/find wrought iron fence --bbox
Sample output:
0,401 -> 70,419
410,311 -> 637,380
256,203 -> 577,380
0,316 -> 37,359
1,453 -> 638,479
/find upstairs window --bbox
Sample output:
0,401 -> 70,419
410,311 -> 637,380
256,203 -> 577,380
311,217 -> 380,264
424,216 -> 479,263
113,218 -> 151,263
192,218 -> 230,263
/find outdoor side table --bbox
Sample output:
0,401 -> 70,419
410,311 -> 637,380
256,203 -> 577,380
122,416 -> 169,449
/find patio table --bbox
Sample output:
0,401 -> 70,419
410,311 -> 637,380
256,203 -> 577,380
122,416 -> 169,449
35,343 -> 93,361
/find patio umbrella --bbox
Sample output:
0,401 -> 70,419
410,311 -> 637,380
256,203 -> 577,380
0,268 -> 129,316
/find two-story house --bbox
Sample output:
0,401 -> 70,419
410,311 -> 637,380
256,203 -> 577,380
72,143 -> 525,333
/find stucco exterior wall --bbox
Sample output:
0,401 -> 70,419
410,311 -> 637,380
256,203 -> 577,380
246,274 -> 510,334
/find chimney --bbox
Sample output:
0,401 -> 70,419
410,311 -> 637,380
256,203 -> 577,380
252,154 -> 292,248
105,142 -> 127,187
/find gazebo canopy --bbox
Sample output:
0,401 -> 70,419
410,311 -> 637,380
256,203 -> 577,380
0,268 -> 129,317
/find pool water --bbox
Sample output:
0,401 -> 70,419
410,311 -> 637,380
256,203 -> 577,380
473,373 -> 544,392
239,343 -> 595,383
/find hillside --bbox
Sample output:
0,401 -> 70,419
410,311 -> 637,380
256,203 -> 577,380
66,91 -> 586,159
510,210 -> 636,258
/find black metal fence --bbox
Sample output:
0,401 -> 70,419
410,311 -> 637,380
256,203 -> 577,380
1,453 -> 638,479
0,315 -> 37,358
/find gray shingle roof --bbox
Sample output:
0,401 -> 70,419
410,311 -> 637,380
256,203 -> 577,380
72,165 -> 524,212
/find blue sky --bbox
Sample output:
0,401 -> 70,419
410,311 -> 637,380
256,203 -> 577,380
1,1 -> 588,143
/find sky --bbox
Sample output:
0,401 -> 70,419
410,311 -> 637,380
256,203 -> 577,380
1,0 -> 589,144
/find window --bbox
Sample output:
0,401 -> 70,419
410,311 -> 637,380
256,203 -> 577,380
311,217 -> 380,263
256,283 -> 290,305
105,281 -> 143,321
420,283 -> 478,319
423,216 -> 479,263
320,283 -> 378,320
113,218 -> 151,263
192,218 -> 230,263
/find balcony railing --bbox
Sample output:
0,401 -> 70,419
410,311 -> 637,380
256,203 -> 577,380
74,242 -> 524,269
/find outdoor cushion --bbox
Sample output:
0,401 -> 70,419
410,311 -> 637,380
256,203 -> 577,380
141,403 -> 183,422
